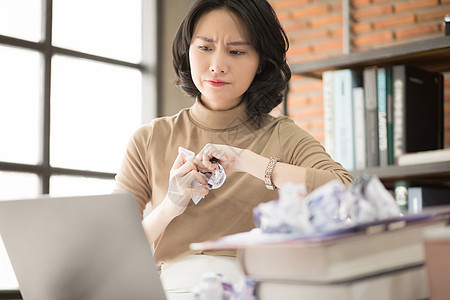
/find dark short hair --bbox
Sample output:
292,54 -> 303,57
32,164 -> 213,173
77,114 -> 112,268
172,0 -> 291,124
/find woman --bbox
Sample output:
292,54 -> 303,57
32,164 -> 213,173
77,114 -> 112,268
115,0 -> 353,298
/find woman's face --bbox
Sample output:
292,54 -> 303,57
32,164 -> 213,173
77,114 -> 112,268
189,8 -> 260,111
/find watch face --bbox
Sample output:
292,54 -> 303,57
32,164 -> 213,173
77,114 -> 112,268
265,184 -> 276,190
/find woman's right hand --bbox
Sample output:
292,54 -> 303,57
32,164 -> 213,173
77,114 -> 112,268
164,152 -> 210,218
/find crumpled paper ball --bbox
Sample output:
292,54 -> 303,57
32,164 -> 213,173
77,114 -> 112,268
253,174 -> 401,235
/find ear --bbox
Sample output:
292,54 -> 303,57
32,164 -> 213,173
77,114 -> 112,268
257,57 -> 266,74
257,65 -> 263,74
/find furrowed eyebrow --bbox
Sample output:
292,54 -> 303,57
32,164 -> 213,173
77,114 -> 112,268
194,35 -> 251,46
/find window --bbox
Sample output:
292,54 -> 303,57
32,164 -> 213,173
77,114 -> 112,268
0,0 -> 158,289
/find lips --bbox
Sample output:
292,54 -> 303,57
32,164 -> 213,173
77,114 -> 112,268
206,80 -> 228,87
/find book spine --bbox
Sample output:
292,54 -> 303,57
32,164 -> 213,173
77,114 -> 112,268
408,186 -> 450,214
363,67 -> 379,167
323,71 -> 335,159
353,86 -> 366,170
393,65 -> 406,160
408,187 -> 423,214
435,72 -> 444,150
377,68 -> 388,167
394,65 -> 444,155
333,70 -> 355,171
386,68 -> 395,165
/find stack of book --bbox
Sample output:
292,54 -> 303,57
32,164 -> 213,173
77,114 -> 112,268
323,65 -> 444,171
397,148 -> 450,166
256,266 -> 427,300
191,214 -> 449,300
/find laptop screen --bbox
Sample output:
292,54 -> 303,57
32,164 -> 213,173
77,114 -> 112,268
0,192 -> 166,300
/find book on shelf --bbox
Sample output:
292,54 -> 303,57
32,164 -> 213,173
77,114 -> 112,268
363,67 -> 379,168
392,65 -> 444,160
353,86 -> 366,170
408,185 -> 450,214
323,65 -> 444,171
332,69 -> 357,171
323,70 -> 335,159
255,265 -> 428,300
397,148 -> 450,166
393,180 -> 450,213
191,215 -> 448,283
386,67 -> 395,165
377,67 -> 388,167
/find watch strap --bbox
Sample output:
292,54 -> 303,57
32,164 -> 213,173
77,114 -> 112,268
264,157 -> 280,190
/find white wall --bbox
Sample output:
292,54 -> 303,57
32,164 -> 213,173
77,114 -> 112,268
160,0 -> 196,116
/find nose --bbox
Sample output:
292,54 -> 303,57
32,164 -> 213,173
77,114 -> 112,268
209,52 -> 227,74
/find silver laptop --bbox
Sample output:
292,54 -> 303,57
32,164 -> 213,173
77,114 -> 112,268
0,192 -> 166,300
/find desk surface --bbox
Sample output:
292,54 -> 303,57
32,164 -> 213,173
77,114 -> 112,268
1,206 -> 449,300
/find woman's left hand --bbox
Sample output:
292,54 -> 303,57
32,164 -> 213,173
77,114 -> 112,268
196,143 -> 246,175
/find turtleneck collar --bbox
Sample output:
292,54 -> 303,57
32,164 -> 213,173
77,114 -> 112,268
188,97 -> 250,130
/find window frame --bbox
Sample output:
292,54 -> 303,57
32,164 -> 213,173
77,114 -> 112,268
0,0 -> 159,195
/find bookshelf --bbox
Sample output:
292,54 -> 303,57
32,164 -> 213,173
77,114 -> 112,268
352,162 -> 450,189
291,36 -> 450,79
290,36 -> 450,188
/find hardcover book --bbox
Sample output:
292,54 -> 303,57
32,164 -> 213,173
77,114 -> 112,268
392,65 -> 444,159
256,265 -> 428,300
191,215 -> 447,283
397,148 -> 450,166
386,68 -> 395,165
377,67 -> 388,167
353,86 -> 366,170
332,69 -> 356,171
363,67 -> 379,167
408,186 -> 450,214
323,70 -> 335,159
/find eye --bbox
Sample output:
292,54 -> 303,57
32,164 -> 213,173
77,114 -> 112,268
199,46 -> 212,51
230,50 -> 245,55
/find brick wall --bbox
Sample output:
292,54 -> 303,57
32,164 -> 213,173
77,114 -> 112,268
270,0 -> 450,148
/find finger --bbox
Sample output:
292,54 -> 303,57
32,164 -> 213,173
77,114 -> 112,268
171,152 -> 188,172
190,186 -> 209,199
192,155 -> 212,173
191,170 -> 208,186
197,146 -> 217,171
173,160 -> 198,178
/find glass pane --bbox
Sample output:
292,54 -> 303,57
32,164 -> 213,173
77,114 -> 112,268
0,0 -> 42,42
0,172 -> 40,200
0,236 -> 18,290
0,172 -> 39,290
50,175 -> 115,197
50,55 -> 142,173
0,46 -> 41,165
52,0 -> 142,63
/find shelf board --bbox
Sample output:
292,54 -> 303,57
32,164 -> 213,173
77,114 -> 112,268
291,36 -> 450,78
352,161 -> 450,189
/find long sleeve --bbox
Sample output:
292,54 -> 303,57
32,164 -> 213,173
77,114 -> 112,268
114,124 -> 153,214
276,119 -> 354,192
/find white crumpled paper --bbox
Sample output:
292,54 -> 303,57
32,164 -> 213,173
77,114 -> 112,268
178,147 -> 226,204
191,272 -> 256,300
253,174 -> 401,235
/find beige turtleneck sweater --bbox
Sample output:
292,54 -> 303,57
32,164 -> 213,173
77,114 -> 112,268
114,99 -> 353,265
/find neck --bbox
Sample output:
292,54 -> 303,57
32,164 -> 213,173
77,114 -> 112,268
200,96 -> 243,112
189,96 -> 249,130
